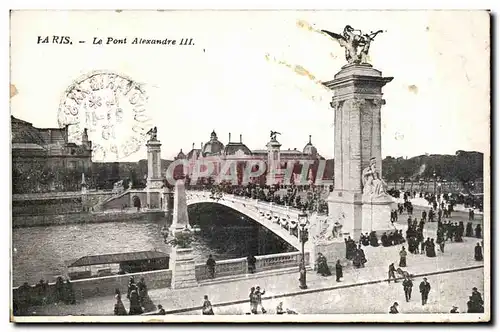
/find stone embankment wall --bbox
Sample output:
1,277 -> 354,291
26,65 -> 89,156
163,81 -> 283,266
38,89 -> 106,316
12,211 -> 165,228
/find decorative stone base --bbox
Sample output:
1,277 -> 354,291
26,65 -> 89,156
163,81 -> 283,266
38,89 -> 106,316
328,190 -> 397,240
361,195 -> 397,235
170,247 -> 198,289
311,241 -> 346,268
327,190 -> 363,240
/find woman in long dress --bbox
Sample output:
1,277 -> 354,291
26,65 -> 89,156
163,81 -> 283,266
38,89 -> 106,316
335,260 -> 343,282
202,295 -> 214,315
399,247 -> 407,267
114,290 -> 127,315
474,243 -> 483,261
316,253 -> 332,276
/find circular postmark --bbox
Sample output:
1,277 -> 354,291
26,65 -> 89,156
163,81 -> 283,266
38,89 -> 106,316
58,70 -> 153,161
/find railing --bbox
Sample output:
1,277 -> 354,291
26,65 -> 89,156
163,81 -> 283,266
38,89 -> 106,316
187,192 -> 309,246
194,251 -> 308,282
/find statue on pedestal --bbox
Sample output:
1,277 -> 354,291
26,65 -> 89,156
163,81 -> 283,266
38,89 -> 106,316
146,127 -> 158,141
321,25 -> 384,65
270,130 -> 281,141
362,157 -> 388,197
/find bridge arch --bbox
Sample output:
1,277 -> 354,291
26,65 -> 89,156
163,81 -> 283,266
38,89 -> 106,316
186,191 -> 310,251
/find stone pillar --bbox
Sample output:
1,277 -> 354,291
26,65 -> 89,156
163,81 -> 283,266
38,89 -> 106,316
146,139 -> 163,209
170,179 -> 190,233
170,247 -> 198,289
323,64 -> 394,240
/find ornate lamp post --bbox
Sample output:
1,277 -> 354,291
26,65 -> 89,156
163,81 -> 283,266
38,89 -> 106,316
298,210 -> 309,289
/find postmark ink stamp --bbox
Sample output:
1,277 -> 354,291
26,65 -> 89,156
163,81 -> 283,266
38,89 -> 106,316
57,70 -> 152,161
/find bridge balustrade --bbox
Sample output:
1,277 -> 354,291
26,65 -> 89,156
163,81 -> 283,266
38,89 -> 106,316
194,251 -> 308,282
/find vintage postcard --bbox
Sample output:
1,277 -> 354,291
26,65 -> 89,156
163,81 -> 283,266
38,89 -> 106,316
9,10 -> 490,323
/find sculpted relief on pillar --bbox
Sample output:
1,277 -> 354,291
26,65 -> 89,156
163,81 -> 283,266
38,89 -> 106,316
361,157 -> 389,199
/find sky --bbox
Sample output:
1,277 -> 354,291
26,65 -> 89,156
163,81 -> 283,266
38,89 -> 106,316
10,10 -> 490,162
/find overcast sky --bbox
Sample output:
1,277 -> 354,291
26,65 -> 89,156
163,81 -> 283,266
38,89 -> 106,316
10,10 -> 490,162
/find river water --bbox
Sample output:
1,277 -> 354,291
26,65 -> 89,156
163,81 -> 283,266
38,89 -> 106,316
12,204 -> 295,286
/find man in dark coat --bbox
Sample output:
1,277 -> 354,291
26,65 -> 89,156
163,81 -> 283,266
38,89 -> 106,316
335,260 -> 343,282
206,255 -> 216,278
419,277 -> 431,305
247,254 -> 257,273
388,263 -> 397,283
466,222 -> 474,237
403,277 -> 413,302
474,243 -> 483,261
471,287 -> 484,308
475,224 -> 482,238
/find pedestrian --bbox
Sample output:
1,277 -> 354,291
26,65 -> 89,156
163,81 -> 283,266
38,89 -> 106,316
128,290 -> 143,315
202,295 -> 214,315
474,243 -> 483,261
276,302 -> 285,314
471,287 -> 484,307
114,290 -> 128,315
249,287 -> 257,314
450,306 -> 459,313
157,304 -> 166,315
335,259 -> 343,282
254,286 -> 267,314
137,277 -> 148,305
403,277 -> 413,302
389,302 -> 399,314
247,254 -> 257,274
475,224 -> 482,238
316,253 -> 332,276
388,263 -> 397,283
419,277 -> 431,305
127,277 -> 136,300
206,254 -> 216,279
399,246 -> 407,267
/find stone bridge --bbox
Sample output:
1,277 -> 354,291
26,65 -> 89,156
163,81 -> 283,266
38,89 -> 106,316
185,191 -> 319,252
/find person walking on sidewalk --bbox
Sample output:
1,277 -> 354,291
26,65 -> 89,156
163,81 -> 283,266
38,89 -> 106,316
335,259 -> 343,282
202,295 -> 214,315
254,286 -> 267,314
206,255 -> 216,279
403,277 -> 413,302
249,287 -> 257,314
419,277 -> 431,305
388,263 -> 398,283
399,246 -> 407,267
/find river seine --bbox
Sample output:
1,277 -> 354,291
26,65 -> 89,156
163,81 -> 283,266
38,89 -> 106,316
12,204 -> 295,286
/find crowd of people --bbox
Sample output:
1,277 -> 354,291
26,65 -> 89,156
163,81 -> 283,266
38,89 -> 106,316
114,277 -> 159,315
345,237 -> 367,268
13,276 -> 76,316
205,182 -> 330,214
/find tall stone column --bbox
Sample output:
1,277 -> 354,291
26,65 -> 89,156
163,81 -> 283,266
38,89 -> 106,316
146,139 -> 163,209
169,179 -> 190,233
168,179 -> 197,289
323,64 -> 394,240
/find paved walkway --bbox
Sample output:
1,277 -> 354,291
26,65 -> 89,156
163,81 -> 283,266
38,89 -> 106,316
28,236 -> 483,316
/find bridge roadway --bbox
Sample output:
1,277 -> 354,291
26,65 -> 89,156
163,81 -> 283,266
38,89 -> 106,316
186,191 -> 316,252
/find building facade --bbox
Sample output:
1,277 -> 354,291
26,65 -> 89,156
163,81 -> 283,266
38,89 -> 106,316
175,130 -> 331,186
11,116 -> 93,193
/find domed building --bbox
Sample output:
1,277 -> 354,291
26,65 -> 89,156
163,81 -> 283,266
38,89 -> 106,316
175,149 -> 186,160
302,135 -> 318,156
178,131 -> 331,187
201,130 -> 225,157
